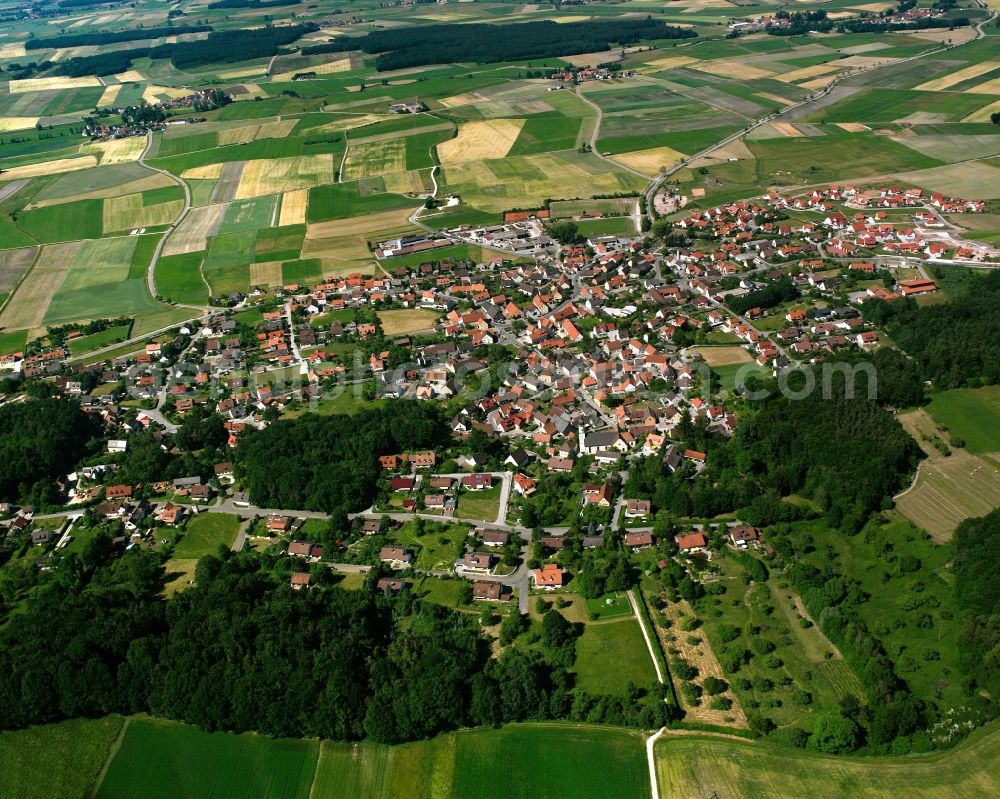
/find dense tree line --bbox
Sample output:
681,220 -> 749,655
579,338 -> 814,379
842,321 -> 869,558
0,544 -> 671,740
727,277 -> 800,315
55,23 -> 317,77
864,270 -> 1000,388
235,401 -> 448,513
25,25 -> 212,50
954,509 -> 1000,701
0,397 -> 99,503
302,17 -> 695,71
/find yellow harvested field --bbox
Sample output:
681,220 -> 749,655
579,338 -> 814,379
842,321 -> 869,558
0,117 -> 38,132
801,76 -> 837,91
29,173 -> 173,209
97,84 -> 121,108
850,1 -> 894,10
696,346 -> 751,366
838,55 -> 900,69
756,92 -> 794,106
965,77 -> 1000,95
689,138 -> 754,168
114,70 -> 145,83
383,170 -> 430,195
437,91 -> 490,110
0,242 -> 79,330
272,57 -> 352,82
915,61 -> 1000,91
963,98 -> 1000,122
85,136 -> 147,165
837,122 -> 870,132
313,113 -> 386,133
342,138 -> 408,179
307,206 -> 416,240
0,42 -> 27,58
163,204 -> 226,256
642,55 -> 697,72
777,63 -> 843,84
249,261 -> 283,287
216,65 -> 267,80
377,308 -> 441,335
772,122 -> 805,137
0,155 -> 97,181
278,189 -> 309,226
217,119 -> 296,147
142,85 -> 194,104
8,75 -> 100,93
181,163 -> 225,180
234,83 -> 269,100
612,145 -> 685,175
437,119 -> 525,164
234,154 -> 334,200
693,60 -> 775,80
103,194 -> 183,233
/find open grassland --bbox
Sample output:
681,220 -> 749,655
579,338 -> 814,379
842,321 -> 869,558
95,717 -> 317,799
655,722 -> 1000,799
0,716 -> 124,799
377,308 -> 440,335
314,724 -> 648,799
925,386 -> 1000,453
438,119 -> 525,164
67,323 -> 131,356
572,617 -> 657,696
896,408 -> 1000,539
173,513 -> 240,559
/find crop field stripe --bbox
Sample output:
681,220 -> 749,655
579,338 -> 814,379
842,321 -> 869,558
0,241 -> 80,330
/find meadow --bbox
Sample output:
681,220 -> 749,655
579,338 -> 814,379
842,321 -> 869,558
925,386 -> 1000,454
655,722 -> 1000,799
572,617 -> 657,696
172,513 -> 240,559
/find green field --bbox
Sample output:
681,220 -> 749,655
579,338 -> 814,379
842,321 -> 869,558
572,617 -> 657,696
925,386 -> 1000,454
454,483 -> 502,522
95,717 -> 317,799
655,722 -> 1000,799
67,324 -> 132,356
0,328 -> 28,355
155,252 -> 210,305
172,513 -> 240,559
313,724 -> 648,799
0,716 -> 124,799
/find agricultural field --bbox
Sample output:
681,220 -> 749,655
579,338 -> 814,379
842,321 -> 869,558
896,408 -> 1000,539
314,724 -> 649,799
655,722 -> 1000,799
377,308 -> 440,336
94,717 -> 318,799
0,716 -> 124,799
925,386 -> 1000,454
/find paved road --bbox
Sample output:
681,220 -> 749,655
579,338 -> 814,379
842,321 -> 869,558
138,130 -> 194,300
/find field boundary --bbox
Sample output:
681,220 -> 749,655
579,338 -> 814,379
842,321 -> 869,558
0,245 -> 39,321
84,716 -> 131,799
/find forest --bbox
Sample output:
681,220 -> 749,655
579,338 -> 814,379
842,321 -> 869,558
864,270 -> 1000,389
54,23 -> 317,77
727,277 -> 800,315
302,17 -> 696,71
25,25 -> 212,50
0,542 -> 670,741
954,509 -> 1000,701
234,401 -> 448,515
0,397 -> 99,504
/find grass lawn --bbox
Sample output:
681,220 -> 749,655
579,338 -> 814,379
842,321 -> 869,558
925,386 -> 1000,454
315,723 -> 648,799
585,591 -> 633,621
0,716 -> 124,799
0,328 -> 28,355
172,513 -> 240,559
573,617 -> 657,695
67,323 -> 132,356
390,519 -> 468,571
95,717 -> 317,799
655,721 -> 1000,799
454,483 -> 501,522
414,575 -> 473,610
